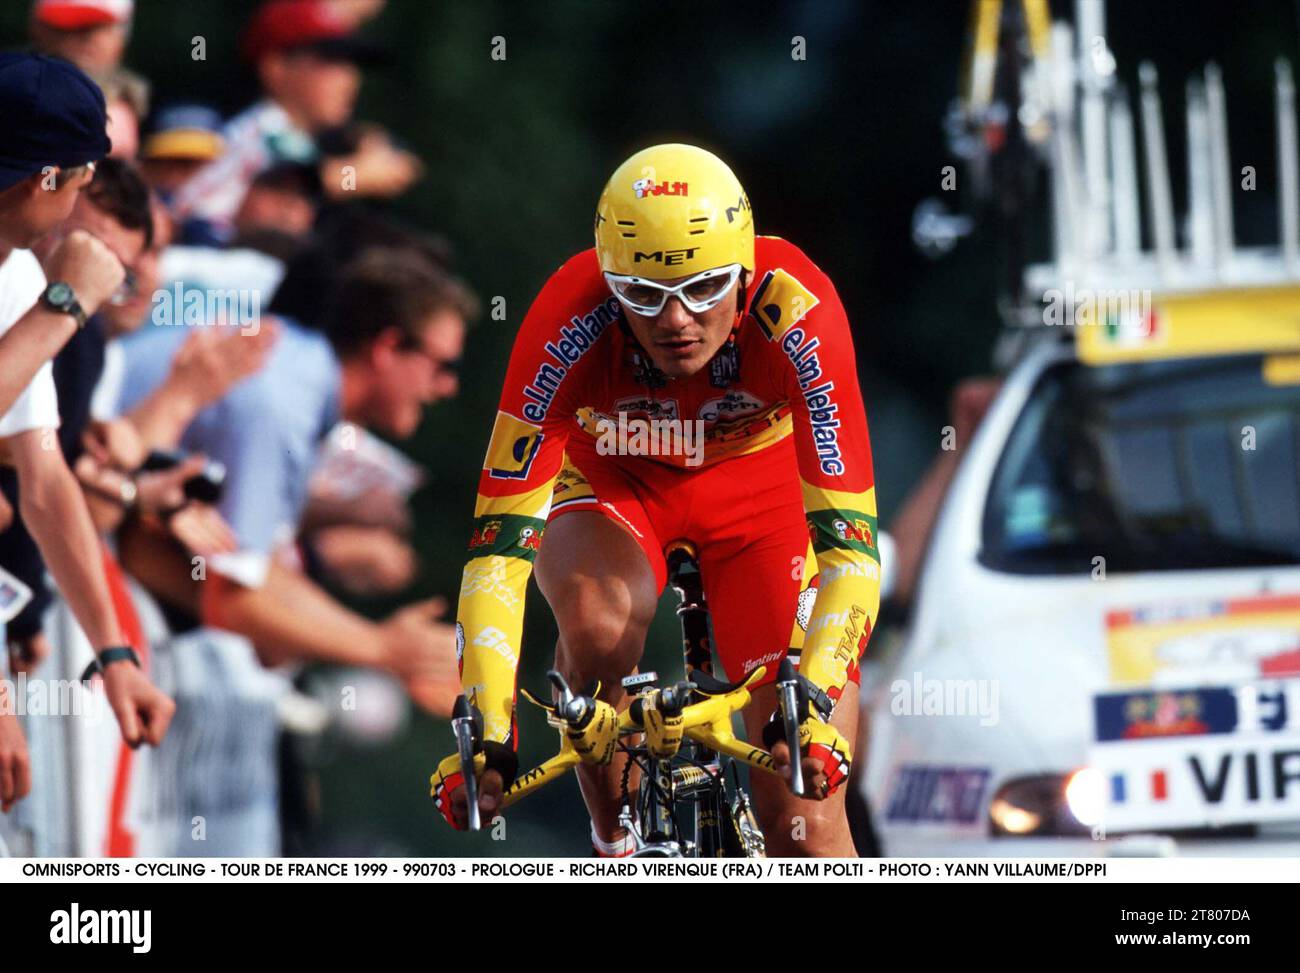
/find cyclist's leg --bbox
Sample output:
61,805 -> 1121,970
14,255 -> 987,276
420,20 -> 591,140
537,444 -> 667,848
695,446 -> 859,856
703,557 -> 859,855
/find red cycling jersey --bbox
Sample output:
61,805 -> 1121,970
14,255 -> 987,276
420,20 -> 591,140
457,235 -> 881,747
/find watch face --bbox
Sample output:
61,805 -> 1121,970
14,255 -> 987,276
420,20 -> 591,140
46,281 -> 73,306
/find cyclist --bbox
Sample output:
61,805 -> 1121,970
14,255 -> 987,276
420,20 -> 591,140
432,144 -> 880,856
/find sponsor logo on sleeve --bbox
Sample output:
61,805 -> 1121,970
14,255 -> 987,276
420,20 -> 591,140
780,325 -> 843,476
749,268 -> 820,342
807,509 -> 879,559
467,514 -> 548,561
484,411 -> 544,481
521,296 -> 621,423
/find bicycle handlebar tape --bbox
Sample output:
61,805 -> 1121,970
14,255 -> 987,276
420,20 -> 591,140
565,697 -> 619,765
641,693 -> 685,759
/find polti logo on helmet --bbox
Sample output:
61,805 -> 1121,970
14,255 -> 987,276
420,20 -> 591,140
633,178 -> 689,198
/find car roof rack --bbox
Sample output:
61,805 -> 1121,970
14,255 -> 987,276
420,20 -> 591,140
940,1 -> 1300,368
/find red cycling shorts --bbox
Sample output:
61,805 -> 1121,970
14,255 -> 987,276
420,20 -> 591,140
548,428 -> 860,689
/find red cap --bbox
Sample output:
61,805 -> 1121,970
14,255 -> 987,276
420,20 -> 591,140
242,0 -> 368,62
32,0 -> 133,29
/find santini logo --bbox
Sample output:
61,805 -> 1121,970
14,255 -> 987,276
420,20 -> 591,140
50,903 -> 151,953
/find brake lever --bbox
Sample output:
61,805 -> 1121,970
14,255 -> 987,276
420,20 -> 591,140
547,669 -> 594,727
659,680 -> 692,716
775,659 -> 805,797
451,695 -> 481,832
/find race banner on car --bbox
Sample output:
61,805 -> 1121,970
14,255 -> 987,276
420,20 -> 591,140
1105,592 -> 1300,686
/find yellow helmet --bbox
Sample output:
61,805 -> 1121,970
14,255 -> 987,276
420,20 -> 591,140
594,143 -> 754,281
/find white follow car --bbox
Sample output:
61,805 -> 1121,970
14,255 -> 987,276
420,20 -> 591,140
862,285 -> 1300,857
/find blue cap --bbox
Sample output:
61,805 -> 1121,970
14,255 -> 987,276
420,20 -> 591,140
0,53 -> 110,194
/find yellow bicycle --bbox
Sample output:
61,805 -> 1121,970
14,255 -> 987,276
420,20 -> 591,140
450,540 -> 810,857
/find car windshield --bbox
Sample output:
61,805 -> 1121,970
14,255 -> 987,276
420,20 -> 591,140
981,353 -> 1300,573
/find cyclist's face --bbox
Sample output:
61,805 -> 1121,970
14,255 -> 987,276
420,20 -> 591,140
621,270 -> 750,380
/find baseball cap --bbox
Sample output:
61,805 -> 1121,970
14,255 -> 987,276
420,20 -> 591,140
32,0 -> 133,30
0,52 -> 110,193
142,104 -> 225,161
242,0 -> 384,64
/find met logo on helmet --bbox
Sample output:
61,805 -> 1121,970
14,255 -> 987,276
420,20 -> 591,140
634,247 -> 699,266
633,178 -> 689,198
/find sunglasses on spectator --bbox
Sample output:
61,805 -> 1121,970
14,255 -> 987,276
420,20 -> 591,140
396,334 -> 460,375
107,267 -> 138,306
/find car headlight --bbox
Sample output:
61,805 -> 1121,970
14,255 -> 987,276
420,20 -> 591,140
989,770 -> 1099,837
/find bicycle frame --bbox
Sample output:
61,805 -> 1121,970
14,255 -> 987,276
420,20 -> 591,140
494,539 -> 780,856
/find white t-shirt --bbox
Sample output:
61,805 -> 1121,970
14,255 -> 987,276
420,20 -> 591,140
0,249 -> 60,438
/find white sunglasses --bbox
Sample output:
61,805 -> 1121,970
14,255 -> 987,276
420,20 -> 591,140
604,263 -> 742,317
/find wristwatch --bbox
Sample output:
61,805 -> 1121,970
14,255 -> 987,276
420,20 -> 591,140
41,280 -> 88,330
80,645 -> 142,682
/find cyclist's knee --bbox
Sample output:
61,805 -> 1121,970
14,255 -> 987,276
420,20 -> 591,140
757,804 -> 852,857
552,577 -> 654,679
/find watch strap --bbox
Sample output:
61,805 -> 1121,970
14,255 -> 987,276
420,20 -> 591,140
43,281 -> 88,330
80,645 -> 142,681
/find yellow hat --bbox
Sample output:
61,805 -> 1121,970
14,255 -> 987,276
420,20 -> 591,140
595,143 -> 753,280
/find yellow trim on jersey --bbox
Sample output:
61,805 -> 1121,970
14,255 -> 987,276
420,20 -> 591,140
471,480 -> 553,520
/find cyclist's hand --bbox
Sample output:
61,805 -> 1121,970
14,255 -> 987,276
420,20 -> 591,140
524,683 -> 620,766
101,663 -> 175,748
566,697 -> 619,765
431,745 -> 514,831
768,717 -> 852,800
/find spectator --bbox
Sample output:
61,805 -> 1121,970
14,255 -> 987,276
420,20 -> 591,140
28,0 -> 133,77
230,162 -> 321,258
269,205 -> 452,330
1,161 -> 253,673
0,54 -> 172,787
117,245 -> 473,697
139,104 -> 225,206
111,245 -> 470,853
171,0 -> 419,244
97,66 -> 149,160
0,52 -> 117,417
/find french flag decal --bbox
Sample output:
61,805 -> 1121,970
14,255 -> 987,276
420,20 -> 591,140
1151,770 -> 1168,801
1110,770 -> 1169,803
